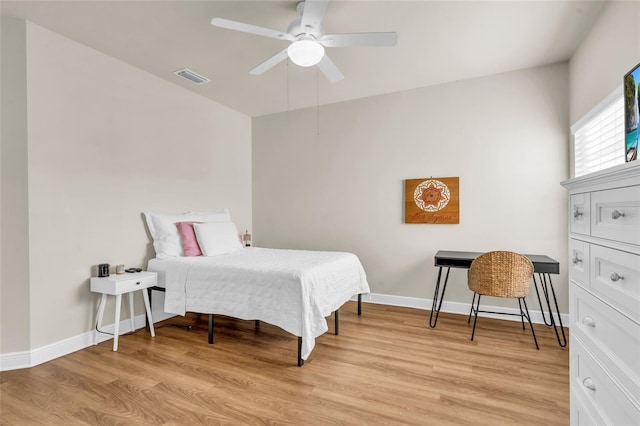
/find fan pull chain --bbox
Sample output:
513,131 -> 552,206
286,58 -> 290,122
316,67 -> 320,136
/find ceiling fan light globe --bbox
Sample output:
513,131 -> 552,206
287,40 -> 325,67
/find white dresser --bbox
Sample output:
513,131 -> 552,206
561,162 -> 640,426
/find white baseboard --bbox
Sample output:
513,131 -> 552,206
0,314 -> 151,371
354,292 -> 570,326
1,293 -> 568,371
0,350 -> 31,372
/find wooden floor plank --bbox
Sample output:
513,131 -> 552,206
0,302 -> 569,425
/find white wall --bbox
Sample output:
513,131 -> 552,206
1,21 -> 252,355
1,18 -> 31,354
568,1 -> 639,178
12,0 -> 629,359
253,63 -> 569,312
569,1 -> 640,125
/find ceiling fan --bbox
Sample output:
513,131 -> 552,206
211,0 -> 397,83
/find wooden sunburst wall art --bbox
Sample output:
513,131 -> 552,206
405,177 -> 460,224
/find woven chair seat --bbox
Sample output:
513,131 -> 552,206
468,251 -> 534,298
466,251 -> 538,349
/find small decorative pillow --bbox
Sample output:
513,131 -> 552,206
193,222 -> 243,257
143,209 -> 231,258
176,222 -> 202,256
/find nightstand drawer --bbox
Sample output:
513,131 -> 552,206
90,272 -> 157,295
116,273 -> 157,293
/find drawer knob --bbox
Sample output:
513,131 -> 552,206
136,281 -> 141,285
610,273 -> 624,282
582,377 -> 596,391
611,210 -> 625,220
573,209 -> 583,219
581,317 -> 596,328
572,256 -> 582,264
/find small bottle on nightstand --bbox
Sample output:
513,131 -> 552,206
243,230 -> 251,247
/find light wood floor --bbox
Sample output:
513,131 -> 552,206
1,302 -> 569,425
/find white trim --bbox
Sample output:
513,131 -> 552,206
571,85 -> 625,177
1,294 -> 568,371
355,292 -> 570,327
0,314 -> 150,371
0,350 -> 31,371
30,329 -> 95,369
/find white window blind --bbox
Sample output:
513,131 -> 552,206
572,89 -> 624,177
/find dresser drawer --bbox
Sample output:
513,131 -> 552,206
589,244 -> 640,323
571,385 -> 603,426
569,239 -> 589,286
590,185 -> 640,245
570,193 -> 590,235
571,337 -> 640,426
571,284 -> 640,401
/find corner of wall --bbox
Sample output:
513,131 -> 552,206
1,16 -> 31,354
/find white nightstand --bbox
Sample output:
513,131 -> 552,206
90,271 -> 157,351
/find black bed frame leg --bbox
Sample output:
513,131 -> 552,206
358,294 -> 362,316
208,314 -> 214,344
334,309 -> 339,335
297,337 -> 304,367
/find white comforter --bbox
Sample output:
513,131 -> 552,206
147,247 -> 370,360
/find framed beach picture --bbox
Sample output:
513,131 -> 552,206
624,62 -> 640,163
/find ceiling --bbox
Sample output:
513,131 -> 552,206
1,0 -> 605,117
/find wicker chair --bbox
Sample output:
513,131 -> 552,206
467,251 -> 539,349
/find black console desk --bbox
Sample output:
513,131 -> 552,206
430,250 -> 566,347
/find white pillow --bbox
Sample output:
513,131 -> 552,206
193,222 -> 243,257
144,209 -> 231,258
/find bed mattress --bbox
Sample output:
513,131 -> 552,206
147,247 -> 370,359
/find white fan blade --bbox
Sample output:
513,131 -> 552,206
249,48 -> 290,75
320,32 -> 398,47
301,0 -> 328,33
211,18 -> 294,42
317,55 -> 344,83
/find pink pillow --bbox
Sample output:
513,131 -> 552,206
176,221 -> 203,256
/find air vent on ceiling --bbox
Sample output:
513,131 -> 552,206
174,68 -> 210,85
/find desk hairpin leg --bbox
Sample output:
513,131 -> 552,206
532,273 -> 567,348
429,267 -> 451,328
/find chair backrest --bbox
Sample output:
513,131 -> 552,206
468,251 -> 534,298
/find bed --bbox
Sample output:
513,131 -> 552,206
144,210 -> 370,366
